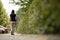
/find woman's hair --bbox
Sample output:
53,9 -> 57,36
11,10 -> 15,14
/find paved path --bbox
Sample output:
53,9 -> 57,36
0,33 -> 60,40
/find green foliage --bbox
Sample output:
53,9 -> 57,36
0,0 -> 10,28
9,0 -> 33,12
17,0 -> 60,34
15,0 -> 33,31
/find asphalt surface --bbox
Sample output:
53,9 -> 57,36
0,33 -> 60,40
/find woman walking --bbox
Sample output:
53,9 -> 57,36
10,10 -> 16,35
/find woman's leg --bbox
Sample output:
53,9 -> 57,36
11,22 -> 16,35
11,23 -> 14,35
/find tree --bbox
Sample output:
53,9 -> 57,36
9,0 -> 33,12
0,0 -> 10,28
17,0 -> 60,34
